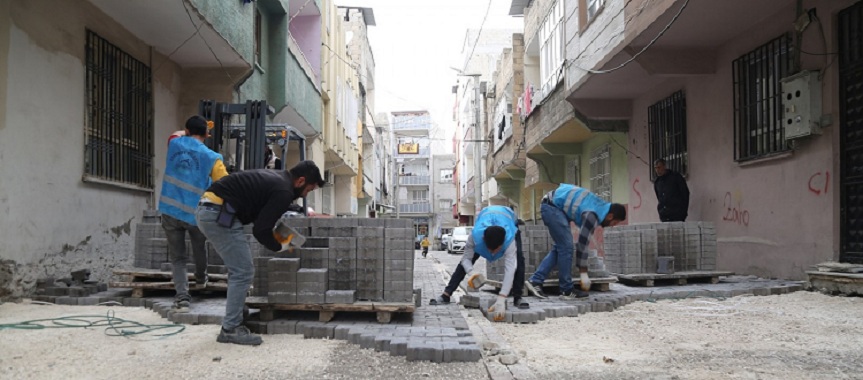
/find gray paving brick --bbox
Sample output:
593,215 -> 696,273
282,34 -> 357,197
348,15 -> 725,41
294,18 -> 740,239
170,312 -> 199,325
305,324 -> 335,339
268,320 -> 298,334
326,290 -> 355,304
55,296 -> 76,305
407,341 -> 444,362
197,314 -> 223,325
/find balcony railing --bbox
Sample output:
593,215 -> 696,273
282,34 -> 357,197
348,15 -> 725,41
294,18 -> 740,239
399,175 -> 430,186
398,202 -> 431,214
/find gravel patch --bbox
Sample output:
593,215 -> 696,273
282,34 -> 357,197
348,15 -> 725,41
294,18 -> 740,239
323,342 -> 488,380
0,303 -> 333,380
497,291 -> 863,380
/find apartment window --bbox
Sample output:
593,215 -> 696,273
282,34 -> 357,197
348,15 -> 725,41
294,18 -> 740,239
411,190 -> 428,202
589,144 -> 612,202
587,0 -> 605,20
440,169 -> 454,183
566,157 -> 580,186
539,0 -> 564,100
732,34 -> 792,161
494,96 -> 513,152
649,91 -> 688,180
254,10 -> 262,65
579,0 -> 606,32
439,199 -> 453,211
84,30 -> 153,190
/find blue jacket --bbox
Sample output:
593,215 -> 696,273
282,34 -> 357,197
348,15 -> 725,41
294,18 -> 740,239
159,137 -> 222,224
471,205 -> 518,261
552,184 -> 611,226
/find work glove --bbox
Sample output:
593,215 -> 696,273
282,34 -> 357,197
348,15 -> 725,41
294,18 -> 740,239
580,272 -> 592,292
466,273 -> 486,292
488,295 -> 506,322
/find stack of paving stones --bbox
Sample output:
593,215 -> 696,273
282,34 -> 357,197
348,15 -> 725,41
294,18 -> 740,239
486,223 -> 611,281
486,224 -> 546,282
241,247 -> 482,363
604,222 -> 717,274
249,217 -> 414,304
135,212 -> 265,271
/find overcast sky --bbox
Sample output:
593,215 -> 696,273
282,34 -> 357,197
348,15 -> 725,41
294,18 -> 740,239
335,0 -> 523,151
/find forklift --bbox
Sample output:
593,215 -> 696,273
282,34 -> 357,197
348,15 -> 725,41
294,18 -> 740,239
198,99 -> 310,214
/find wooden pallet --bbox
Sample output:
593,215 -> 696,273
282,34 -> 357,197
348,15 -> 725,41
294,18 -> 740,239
110,269 -> 228,298
614,271 -> 734,287
485,276 -> 617,292
245,296 -> 416,324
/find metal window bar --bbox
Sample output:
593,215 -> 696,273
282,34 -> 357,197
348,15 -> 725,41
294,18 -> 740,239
589,144 -> 612,202
84,30 -> 153,190
648,90 -> 688,180
732,34 -> 792,161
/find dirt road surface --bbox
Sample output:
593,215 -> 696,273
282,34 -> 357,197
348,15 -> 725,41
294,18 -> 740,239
497,291 -> 863,380
1,291 -> 861,379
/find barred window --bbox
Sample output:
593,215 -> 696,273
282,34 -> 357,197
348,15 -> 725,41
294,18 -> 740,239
589,144 -> 612,202
649,90 -> 688,180
732,34 -> 793,161
84,30 -> 153,190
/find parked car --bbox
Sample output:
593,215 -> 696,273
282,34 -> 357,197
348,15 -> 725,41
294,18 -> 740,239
440,234 -> 451,251
447,226 -> 472,254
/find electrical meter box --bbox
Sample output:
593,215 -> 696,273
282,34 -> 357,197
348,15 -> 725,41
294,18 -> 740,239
781,70 -> 822,139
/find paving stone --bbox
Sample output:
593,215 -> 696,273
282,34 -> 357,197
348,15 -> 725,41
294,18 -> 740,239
55,296 -> 77,305
334,325 -> 352,340
305,324 -> 335,339
171,312 -> 199,325
389,338 -> 409,356
268,320 -> 298,334
374,335 -> 392,352
198,314 -> 223,325
406,341 -> 444,362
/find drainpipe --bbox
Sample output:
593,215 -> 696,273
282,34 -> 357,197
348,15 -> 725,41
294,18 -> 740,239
792,0 -> 804,74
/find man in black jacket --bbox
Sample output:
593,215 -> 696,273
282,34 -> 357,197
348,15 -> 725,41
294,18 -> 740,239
653,159 -> 690,222
195,160 -> 325,345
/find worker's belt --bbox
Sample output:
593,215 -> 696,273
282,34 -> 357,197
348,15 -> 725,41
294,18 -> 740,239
541,196 -> 553,205
199,202 -> 221,210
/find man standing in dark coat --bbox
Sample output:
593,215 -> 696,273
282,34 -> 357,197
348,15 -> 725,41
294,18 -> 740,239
653,159 -> 690,222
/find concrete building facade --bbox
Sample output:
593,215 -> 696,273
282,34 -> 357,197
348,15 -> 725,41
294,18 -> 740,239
0,0 -> 328,298
431,154 -> 458,250
319,0 -> 360,216
339,7 -> 379,218
391,111 -> 433,239
453,28 -> 520,224
562,0 -> 862,279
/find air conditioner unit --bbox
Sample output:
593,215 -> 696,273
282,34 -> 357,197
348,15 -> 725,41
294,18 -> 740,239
782,70 -> 822,140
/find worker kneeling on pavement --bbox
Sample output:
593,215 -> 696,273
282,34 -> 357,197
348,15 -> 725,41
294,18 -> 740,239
430,205 -> 526,322
195,160 -> 325,346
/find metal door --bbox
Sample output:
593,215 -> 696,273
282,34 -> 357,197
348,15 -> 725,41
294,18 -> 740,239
840,2 -> 863,263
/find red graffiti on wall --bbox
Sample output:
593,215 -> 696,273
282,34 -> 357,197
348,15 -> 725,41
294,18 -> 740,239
632,178 -> 642,210
722,192 -> 750,226
808,171 -> 830,195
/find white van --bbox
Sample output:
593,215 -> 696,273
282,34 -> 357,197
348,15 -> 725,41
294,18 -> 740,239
447,226 -> 473,254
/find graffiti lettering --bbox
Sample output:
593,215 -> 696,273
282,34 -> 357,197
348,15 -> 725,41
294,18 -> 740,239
722,192 -> 750,226
808,171 -> 830,196
632,178 -> 642,210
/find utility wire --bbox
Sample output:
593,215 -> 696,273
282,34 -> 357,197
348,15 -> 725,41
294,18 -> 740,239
568,0 -> 690,74
461,0 -> 494,73
181,0 -> 233,83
